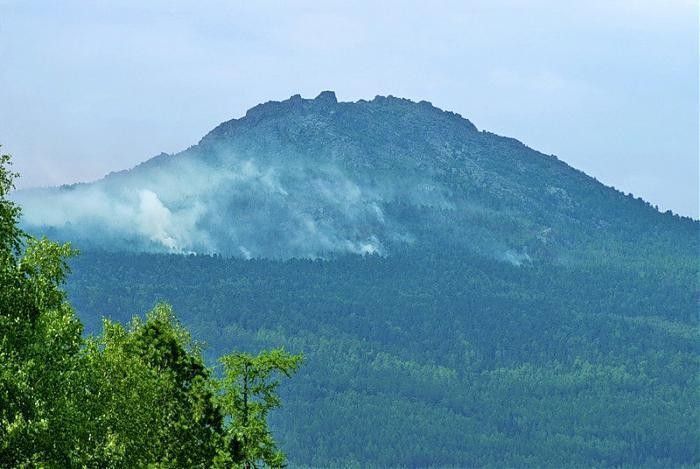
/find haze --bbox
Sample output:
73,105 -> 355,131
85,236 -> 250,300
0,0 -> 697,217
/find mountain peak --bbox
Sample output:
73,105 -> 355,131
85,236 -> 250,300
15,92 -> 694,259
236,91 -> 338,125
315,90 -> 337,104
202,92 -> 479,146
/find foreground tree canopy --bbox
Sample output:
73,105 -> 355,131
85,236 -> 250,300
0,149 -> 302,467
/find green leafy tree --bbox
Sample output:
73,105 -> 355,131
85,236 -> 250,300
0,148 -> 83,465
72,304 -> 224,466
216,349 -> 302,468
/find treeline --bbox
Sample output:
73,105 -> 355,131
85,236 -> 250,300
0,152 -> 301,467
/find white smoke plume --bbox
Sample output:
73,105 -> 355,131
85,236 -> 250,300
13,151 -> 435,258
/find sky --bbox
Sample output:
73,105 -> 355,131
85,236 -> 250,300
0,0 -> 697,217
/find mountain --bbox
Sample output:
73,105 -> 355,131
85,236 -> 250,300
15,92 -> 700,466
14,91 -> 696,263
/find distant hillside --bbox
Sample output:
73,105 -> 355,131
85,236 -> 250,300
14,91 -> 697,262
66,248 -> 699,467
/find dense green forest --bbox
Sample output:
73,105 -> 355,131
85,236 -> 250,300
0,153 -> 301,467
67,246 -> 699,467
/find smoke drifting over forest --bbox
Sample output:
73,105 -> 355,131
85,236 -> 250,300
15,152 -> 450,258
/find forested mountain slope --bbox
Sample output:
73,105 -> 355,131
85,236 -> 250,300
15,92 -> 699,466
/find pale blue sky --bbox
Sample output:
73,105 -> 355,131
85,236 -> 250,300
1,0 -> 697,217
